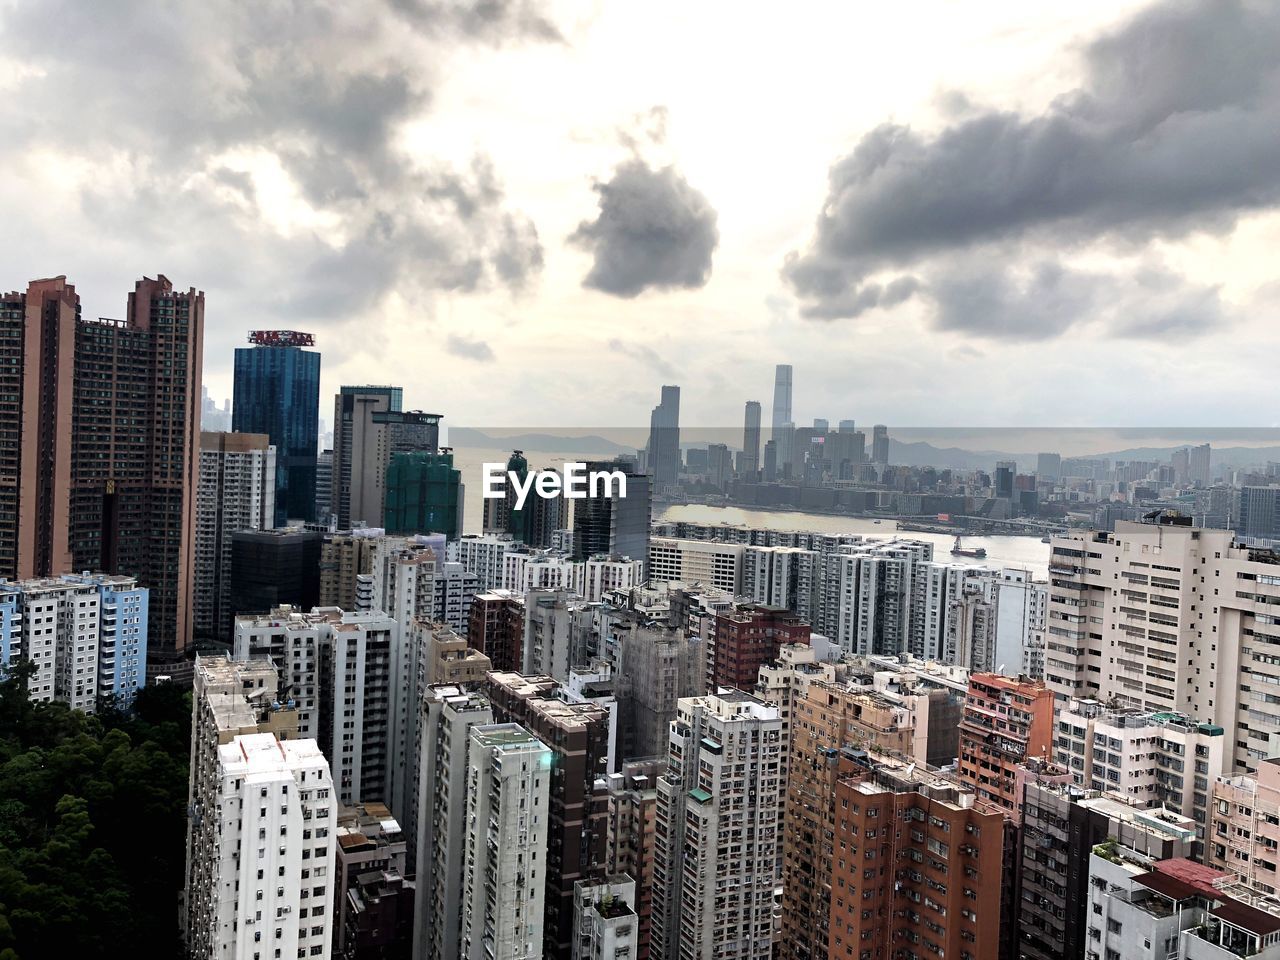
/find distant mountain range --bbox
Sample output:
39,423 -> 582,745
446,428 -> 1280,472
448,428 -> 634,456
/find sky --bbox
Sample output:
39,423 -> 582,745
1,0 -> 1277,431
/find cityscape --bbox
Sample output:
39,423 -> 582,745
2,3 -> 1280,960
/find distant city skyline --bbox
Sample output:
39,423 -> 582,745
3,1 -> 1277,427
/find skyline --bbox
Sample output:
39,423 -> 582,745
2,0 -> 1278,427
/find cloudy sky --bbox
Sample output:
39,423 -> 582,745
1,0 -> 1277,431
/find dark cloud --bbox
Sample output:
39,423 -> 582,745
0,0 -> 552,351
446,334 -> 497,362
785,0 -> 1279,336
607,338 -> 679,379
571,159 -> 719,298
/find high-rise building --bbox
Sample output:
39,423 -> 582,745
871,423 -> 889,464
647,385 -> 681,490
1237,485 -> 1280,542
487,672 -> 611,960
995,458 -> 1017,500
384,451 -> 464,539
571,460 -> 651,573
318,529 -> 383,609
461,724 -> 551,960
468,589 -> 526,673
1036,451 -> 1062,481
315,449 -> 334,527
332,385 -> 403,529
333,802 -> 415,960
1046,517 -> 1280,775
708,603 -> 809,692
194,431 -> 275,642
771,364 -> 792,436
651,691 -> 782,960
0,275 -> 203,661
1210,758 -> 1280,894
647,537 -> 744,593
181,656 -> 312,959
955,672 -> 1054,821
232,330 -> 320,526
1189,441 -> 1212,487
0,573 -> 148,709
229,528 -> 322,618
604,758 -> 664,960
414,686 -> 494,960
741,401 -> 762,478
572,876 -> 638,960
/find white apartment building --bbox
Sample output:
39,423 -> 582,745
462,723 -> 552,960
577,555 -> 644,602
572,876 -> 639,960
434,561 -> 478,631
994,567 -> 1049,679
1056,697 -> 1226,847
449,534 -> 515,591
652,690 -> 782,960
414,686 -> 494,960
825,540 -> 932,656
742,545 -> 818,621
204,734 -> 337,960
0,573 -> 148,710
647,538 -> 744,594
194,431 -> 275,641
1047,518 -> 1280,775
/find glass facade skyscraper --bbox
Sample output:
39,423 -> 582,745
232,332 -> 321,525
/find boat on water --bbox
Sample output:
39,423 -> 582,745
950,535 -> 987,559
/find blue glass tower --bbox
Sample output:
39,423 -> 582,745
232,331 -> 321,525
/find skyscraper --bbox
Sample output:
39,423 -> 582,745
384,450 -> 464,539
741,401 -> 761,477
194,431 -> 275,642
647,385 -> 681,489
232,330 -> 320,526
771,363 -> 792,433
995,459 -> 1016,500
0,275 -> 204,660
572,459 -> 651,573
332,385 -> 402,529
871,423 -> 889,464
1036,451 -> 1062,481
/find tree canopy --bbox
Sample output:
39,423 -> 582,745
0,661 -> 191,959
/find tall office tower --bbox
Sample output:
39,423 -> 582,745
775,421 -> 796,475
333,803 -> 415,960
762,439 -> 777,481
651,691 -> 782,960
837,418 -> 855,433
1236,485 -> 1280,542
182,656 -> 303,957
0,573 -> 148,709
1047,517 -> 1280,775
194,431 -> 276,642
955,672 -> 1053,821
1171,446 -> 1191,484
1018,780 -> 1197,960
1036,451 -> 1062,481
469,589 -> 526,672
825,753 -> 1004,960
706,442 -> 733,491
229,527 -> 322,616
572,877 -> 638,960
604,759 -> 664,960
994,458 -> 1016,500
707,603 -> 809,691
571,460 -> 651,573
414,686 -> 495,960
487,672 -> 611,960
384,451 -> 464,538
315,449 -> 333,526
232,330 -> 320,526
771,364 -> 792,435
0,275 -> 204,660
460,724 -> 551,960
1056,697 -> 1224,849
1189,441 -> 1212,487
741,401 -> 762,477
812,417 -> 828,433
332,385 -> 403,529
647,385 -> 681,490
870,423 -> 889,464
